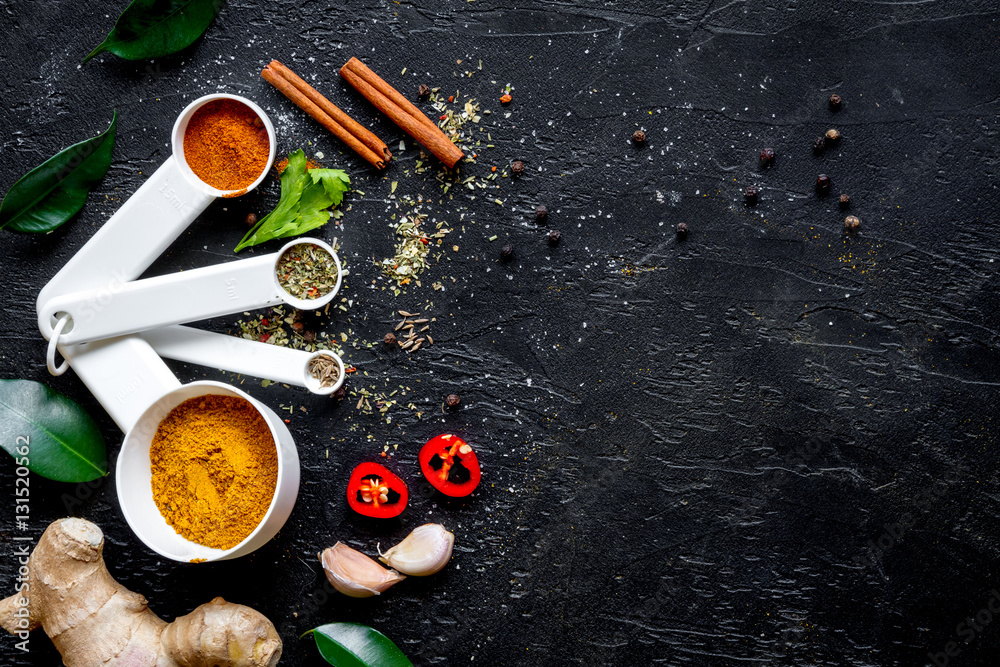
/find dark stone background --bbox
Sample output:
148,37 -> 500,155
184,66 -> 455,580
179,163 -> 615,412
1,1 -> 999,665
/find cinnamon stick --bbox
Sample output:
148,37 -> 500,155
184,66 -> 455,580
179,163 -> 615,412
339,57 -> 465,168
261,60 -> 391,169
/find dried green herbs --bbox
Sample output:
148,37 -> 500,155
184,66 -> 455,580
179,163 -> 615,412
276,243 -> 338,300
379,206 -> 451,289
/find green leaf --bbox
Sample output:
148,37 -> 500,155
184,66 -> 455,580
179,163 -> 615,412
84,0 -> 224,63
309,168 -> 351,205
307,624 -> 413,667
0,380 -> 107,483
0,111 -> 117,234
234,150 -> 350,252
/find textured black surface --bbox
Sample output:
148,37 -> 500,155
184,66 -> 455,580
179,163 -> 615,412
2,1 -> 1000,665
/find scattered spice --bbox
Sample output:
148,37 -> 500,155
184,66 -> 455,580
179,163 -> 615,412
150,395 -> 277,550
676,222 -> 689,239
760,147 -> 775,167
829,94 -> 842,110
547,229 -> 561,245
445,394 -> 461,408
391,311 -> 437,355
839,193 -> 851,208
844,215 -> 861,231
276,243 -> 338,300
379,202 -> 451,287
237,305 -> 346,355
500,244 -> 514,261
632,130 -> 646,144
500,93 -> 512,104
510,160 -> 525,176
183,99 -> 270,191
825,128 -> 841,143
813,136 -> 826,152
417,84 -> 430,100
816,174 -> 832,193
245,212 -> 258,227
383,333 -> 397,346
308,354 -> 341,389
535,204 -> 548,222
744,186 -> 759,205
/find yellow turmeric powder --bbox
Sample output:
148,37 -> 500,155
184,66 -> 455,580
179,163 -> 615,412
150,395 -> 278,550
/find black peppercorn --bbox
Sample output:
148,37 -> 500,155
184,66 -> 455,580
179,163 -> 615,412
813,136 -> 826,153
825,128 -> 841,143
535,204 -> 548,222
760,147 -> 775,167
816,174 -> 831,193
744,185 -> 759,205
302,330 -> 316,343
511,160 -> 525,176
632,130 -> 646,144
333,387 -> 346,401
417,84 -> 430,100
829,94 -> 842,110
384,333 -> 396,345
548,229 -> 561,245
844,215 -> 860,231
676,222 -> 689,238
839,193 -> 850,208
501,243 -> 514,260
445,394 -> 461,408
246,213 -> 258,226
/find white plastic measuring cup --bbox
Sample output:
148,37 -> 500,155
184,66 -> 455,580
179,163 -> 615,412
36,93 -> 277,313
38,238 -> 342,345
139,325 -> 347,396
58,340 -> 300,562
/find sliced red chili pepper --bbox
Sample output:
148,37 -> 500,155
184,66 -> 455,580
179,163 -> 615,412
346,463 -> 408,518
419,434 -> 481,497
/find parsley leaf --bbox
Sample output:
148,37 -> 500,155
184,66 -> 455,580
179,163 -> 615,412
234,149 -> 350,252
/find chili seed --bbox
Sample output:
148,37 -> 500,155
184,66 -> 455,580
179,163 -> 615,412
446,394 -> 461,408
744,185 -> 759,205
760,147 -> 775,167
548,229 -> 561,245
816,174 -> 832,193
829,94 -> 842,110
825,128 -> 841,143
632,130 -> 646,144
417,84 -> 430,100
676,222 -> 689,238
844,215 -> 861,231
535,204 -> 548,222
501,244 -> 514,260
813,136 -> 826,152
511,160 -> 525,176
384,333 -> 397,345
245,213 -> 258,226
839,193 -> 851,208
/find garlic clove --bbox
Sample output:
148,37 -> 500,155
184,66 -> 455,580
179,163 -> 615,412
320,542 -> 405,598
378,523 -> 455,576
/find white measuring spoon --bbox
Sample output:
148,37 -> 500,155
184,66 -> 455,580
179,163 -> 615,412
58,339 -> 300,563
36,93 -> 277,314
139,325 -> 346,396
38,238 -> 342,345
35,94 -> 299,561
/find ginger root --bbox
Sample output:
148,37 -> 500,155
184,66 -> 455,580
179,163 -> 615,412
0,518 -> 281,667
